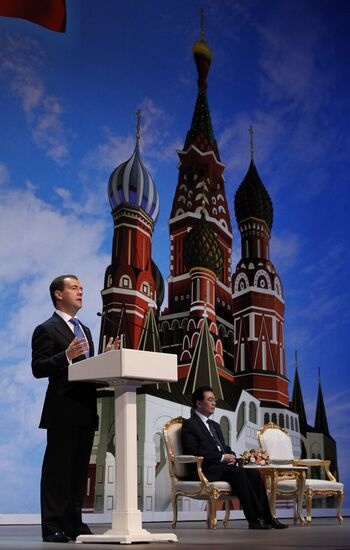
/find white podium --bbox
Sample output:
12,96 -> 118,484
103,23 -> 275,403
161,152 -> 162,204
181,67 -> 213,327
69,348 -> 178,544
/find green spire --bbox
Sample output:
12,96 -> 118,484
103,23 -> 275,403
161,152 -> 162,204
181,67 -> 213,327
290,351 -> 308,435
138,306 -> 161,352
183,317 -> 223,399
314,371 -> 330,435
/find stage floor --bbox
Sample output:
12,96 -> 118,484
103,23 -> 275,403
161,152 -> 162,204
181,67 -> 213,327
0,519 -> 348,549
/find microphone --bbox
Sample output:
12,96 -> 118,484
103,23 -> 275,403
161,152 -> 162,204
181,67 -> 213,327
97,311 -> 119,326
97,312 -> 124,348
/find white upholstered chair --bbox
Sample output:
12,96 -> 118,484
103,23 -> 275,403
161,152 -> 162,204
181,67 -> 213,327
258,422 -> 344,524
162,416 -> 233,529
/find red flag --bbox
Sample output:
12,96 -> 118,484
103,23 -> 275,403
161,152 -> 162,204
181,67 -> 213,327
0,0 -> 66,32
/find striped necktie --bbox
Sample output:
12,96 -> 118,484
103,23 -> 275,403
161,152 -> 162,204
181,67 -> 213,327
69,317 -> 89,358
207,419 -> 226,453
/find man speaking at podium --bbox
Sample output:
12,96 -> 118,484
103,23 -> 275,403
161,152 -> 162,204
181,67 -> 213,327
32,274 -> 118,543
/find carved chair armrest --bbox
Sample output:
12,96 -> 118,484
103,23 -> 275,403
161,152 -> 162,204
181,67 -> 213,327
171,454 -> 209,487
293,459 -> 336,481
175,455 -> 201,463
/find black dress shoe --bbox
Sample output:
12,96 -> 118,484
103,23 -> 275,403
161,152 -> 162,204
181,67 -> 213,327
249,518 -> 272,530
266,517 -> 289,529
68,529 -> 93,541
43,531 -> 71,543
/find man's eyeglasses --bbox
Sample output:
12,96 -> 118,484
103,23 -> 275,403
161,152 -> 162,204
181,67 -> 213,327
204,397 -> 217,403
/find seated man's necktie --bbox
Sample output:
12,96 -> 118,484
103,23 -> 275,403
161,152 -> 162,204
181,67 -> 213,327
207,419 -> 226,454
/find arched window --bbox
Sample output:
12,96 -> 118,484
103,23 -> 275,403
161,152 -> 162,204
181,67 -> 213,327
180,350 -> 191,362
295,418 -> 299,432
264,412 -> 270,425
237,402 -> 245,436
161,322 -> 170,347
141,282 -> 150,295
271,413 -> 277,424
183,335 -> 190,350
286,415 -> 290,429
228,331 -> 234,354
191,332 -> 199,348
153,432 -> 166,476
171,319 -> 181,342
291,417 -> 295,431
279,413 -> 285,428
119,274 -> 132,288
249,402 -> 257,424
175,208 -> 184,216
187,319 -> 196,331
253,269 -> 272,290
220,416 -> 230,446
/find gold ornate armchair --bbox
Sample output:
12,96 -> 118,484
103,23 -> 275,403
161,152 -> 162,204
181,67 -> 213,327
258,422 -> 344,524
162,416 -> 233,529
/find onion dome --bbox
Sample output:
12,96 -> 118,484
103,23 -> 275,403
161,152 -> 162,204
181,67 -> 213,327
185,12 -> 216,152
183,212 -> 223,276
192,38 -> 212,64
108,110 -> 160,222
234,160 -> 273,231
192,10 -> 212,90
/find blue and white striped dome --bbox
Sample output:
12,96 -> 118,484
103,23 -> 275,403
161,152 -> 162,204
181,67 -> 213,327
108,145 -> 160,222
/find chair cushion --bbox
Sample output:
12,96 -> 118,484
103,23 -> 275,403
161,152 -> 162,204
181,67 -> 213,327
277,479 -> 344,493
304,479 -> 344,491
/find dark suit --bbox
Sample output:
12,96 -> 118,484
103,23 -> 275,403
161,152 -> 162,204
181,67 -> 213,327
32,312 -> 96,539
181,413 -> 273,523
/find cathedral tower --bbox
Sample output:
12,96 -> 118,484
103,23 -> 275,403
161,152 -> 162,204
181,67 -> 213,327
160,18 -> 234,374
231,129 -> 289,406
99,111 -> 163,351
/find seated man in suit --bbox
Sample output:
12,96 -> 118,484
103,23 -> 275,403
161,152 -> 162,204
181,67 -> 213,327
181,385 -> 288,530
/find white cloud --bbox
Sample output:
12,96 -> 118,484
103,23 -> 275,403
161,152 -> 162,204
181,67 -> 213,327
0,183 -> 111,512
270,231 -> 300,271
80,97 -> 181,184
0,34 -> 70,164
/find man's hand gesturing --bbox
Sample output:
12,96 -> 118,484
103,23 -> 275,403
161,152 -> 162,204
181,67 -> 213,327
66,337 -> 88,360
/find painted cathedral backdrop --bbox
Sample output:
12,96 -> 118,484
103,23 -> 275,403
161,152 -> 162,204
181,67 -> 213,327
83,28 -> 338,514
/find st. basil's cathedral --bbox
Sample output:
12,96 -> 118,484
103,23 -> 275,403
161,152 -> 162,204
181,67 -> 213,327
85,24 -> 338,516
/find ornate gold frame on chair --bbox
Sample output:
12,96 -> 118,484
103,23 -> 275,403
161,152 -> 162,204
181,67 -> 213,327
293,458 -> 344,525
162,416 -> 233,529
257,423 -> 305,524
258,422 -> 344,525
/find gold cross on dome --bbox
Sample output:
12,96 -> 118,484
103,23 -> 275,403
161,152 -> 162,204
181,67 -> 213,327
249,124 -> 254,161
200,8 -> 205,41
136,108 -> 142,146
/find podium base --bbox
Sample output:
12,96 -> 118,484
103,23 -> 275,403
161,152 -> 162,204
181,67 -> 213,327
76,530 -> 178,544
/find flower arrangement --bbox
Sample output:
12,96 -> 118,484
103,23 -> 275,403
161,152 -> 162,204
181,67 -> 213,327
241,448 -> 271,465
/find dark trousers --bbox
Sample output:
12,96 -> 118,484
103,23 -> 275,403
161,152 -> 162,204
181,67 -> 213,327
204,464 -> 272,523
40,423 -> 95,538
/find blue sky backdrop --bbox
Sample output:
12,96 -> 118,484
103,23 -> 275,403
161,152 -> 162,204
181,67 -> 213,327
0,0 -> 349,513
